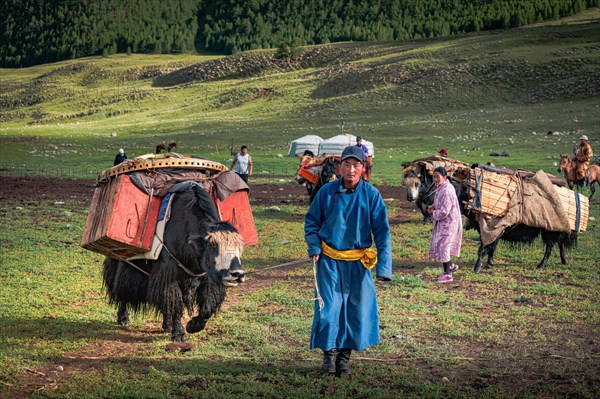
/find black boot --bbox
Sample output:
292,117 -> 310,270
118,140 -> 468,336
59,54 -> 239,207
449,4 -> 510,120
321,349 -> 337,374
336,348 -> 352,375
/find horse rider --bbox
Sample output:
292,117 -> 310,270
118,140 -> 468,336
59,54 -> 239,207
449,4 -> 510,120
304,145 -> 391,376
356,136 -> 373,181
573,135 -> 593,183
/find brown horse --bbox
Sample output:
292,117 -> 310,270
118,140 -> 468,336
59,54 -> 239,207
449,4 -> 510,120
558,154 -> 598,199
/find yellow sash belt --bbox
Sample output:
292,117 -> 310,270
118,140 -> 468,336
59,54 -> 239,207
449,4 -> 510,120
321,241 -> 377,269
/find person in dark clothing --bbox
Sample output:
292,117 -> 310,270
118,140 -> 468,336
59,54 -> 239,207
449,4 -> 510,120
114,149 -> 127,165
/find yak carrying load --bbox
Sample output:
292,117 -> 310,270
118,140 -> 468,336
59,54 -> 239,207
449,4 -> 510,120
402,156 -> 471,223
466,165 -> 588,245
81,152 -> 256,341
402,156 -> 588,271
82,153 -> 258,259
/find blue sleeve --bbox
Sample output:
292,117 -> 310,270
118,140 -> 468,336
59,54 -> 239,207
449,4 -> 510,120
304,189 -> 324,257
370,190 -> 392,280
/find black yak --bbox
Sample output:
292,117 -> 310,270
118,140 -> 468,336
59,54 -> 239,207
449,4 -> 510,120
102,181 -> 245,342
415,178 -> 577,272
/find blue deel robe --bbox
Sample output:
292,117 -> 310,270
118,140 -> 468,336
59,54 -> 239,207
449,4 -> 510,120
304,179 -> 392,351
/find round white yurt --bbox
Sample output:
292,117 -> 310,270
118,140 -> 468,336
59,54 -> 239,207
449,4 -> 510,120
287,135 -> 323,156
318,134 -> 374,157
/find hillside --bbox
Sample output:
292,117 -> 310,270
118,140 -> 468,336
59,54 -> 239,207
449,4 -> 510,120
0,11 -> 599,180
2,0 -> 598,67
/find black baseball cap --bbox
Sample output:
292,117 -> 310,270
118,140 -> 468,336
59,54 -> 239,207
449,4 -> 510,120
341,145 -> 365,162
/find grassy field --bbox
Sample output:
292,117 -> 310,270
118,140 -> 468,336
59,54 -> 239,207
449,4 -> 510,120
1,10 -> 599,182
1,9 -> 599,399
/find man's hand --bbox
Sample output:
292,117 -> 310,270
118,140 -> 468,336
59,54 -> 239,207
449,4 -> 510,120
427,205 -> 434,215
312,254 -> 320,262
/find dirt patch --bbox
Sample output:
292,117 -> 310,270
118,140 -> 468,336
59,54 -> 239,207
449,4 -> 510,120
0,176 -> 411,210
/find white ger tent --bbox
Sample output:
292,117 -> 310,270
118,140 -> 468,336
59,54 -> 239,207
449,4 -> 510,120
288,135 -> 323,156
318,134 -> 374,157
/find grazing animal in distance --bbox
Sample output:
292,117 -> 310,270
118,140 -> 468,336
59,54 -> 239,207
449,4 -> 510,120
102,182 -> 246,341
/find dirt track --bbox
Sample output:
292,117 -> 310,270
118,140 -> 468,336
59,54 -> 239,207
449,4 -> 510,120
0,175 -> 410,209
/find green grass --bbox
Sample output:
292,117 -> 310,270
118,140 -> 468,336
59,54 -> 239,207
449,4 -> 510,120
1,12 -> 599,181
1,197 -> 598,398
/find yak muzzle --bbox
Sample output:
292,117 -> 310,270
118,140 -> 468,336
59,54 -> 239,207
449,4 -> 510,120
223,268 -> 245,287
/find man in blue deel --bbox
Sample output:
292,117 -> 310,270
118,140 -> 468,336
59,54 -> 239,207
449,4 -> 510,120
304,145 -> 392,376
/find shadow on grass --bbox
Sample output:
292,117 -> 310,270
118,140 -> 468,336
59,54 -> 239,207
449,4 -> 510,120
0,316 -> 166,343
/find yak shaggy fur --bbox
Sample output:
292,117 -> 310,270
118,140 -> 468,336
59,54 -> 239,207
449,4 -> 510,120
102,182 -> 245,342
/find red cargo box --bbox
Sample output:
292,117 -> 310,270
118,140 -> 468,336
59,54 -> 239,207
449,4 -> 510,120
215,190 -> 258,247
81,174 -> 161,259
297,165 -> 319,184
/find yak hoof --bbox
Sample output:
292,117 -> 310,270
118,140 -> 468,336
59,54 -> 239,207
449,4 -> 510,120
536,263 -> 546,269
171,332 -> 187,343
186,317 -> 208,334
473,264 -> 482,274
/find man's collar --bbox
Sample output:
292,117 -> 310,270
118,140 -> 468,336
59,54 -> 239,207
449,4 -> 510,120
339,179 -> 362,193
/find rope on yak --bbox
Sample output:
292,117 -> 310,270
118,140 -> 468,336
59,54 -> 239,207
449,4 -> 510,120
472,168 -> 483,212
242,257 -> 311,276
122,259 -> 151,277
156,236 -> 207,278
575,191 -> 581,232
236,256 -> 323,309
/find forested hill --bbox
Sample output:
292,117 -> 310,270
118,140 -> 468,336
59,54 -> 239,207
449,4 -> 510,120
2,0 -> 598,68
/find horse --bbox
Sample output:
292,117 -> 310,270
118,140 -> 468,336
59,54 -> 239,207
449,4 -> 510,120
102,181 -> 246,342
558,154 -> 598,200
415,177 -> 577,272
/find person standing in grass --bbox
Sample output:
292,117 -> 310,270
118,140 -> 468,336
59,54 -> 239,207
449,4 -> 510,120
113,148 -> 127,165
427,167 -> 462,283
304,145 -> 392,376
355,136 -> 373,181
230,145 -> 253,183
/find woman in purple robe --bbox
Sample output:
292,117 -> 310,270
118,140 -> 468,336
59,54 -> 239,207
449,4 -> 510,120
427,167 -> 463,282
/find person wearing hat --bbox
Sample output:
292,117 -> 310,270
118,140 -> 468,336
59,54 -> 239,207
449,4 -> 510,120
573,135 -> 593,182
304,145 -> 391,376
114,148 -> 127,165
356,136 -> 373,181
355,136 -> 369,158
438,148 -> 448,157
